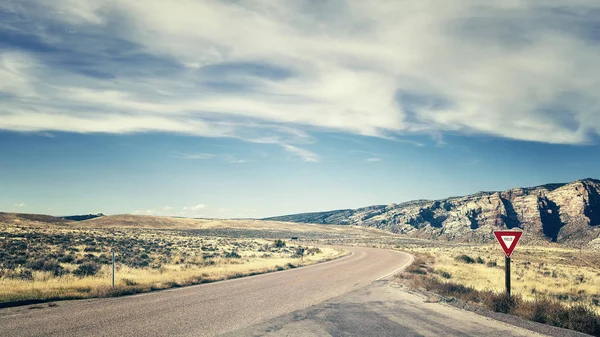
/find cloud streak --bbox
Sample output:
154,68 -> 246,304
1,1 -> 599,145
174,153 -> 215,160
281,144 -> 320,162
183,204 -> 205,211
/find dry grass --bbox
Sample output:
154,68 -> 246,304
0,246 -> 342,303
401,244 -> 600,312
0,220 -> 350,304
66,214 -> 393,237
397,253 -> 600,336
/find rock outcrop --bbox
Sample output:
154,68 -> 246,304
264,179 -> 600,246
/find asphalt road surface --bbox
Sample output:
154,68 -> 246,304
226,281 -> 580,337
0,247 -> 412,337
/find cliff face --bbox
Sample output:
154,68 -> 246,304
265,179 -> 600,246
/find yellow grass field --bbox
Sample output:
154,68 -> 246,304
0,217 -> 356,303
402,243 -> 600,312
0,242 -> 342,303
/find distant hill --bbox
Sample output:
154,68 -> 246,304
0,212 -> 71,225
60,213 -> 104,221
264,178 -> 600,247
54,214 -> 394,239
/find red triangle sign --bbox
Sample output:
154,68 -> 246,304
493,231 -> 523,258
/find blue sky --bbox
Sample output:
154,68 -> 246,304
1,1 -> 599,218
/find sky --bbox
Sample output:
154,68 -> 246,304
1,0 -> 600,218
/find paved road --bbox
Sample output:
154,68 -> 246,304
0,247 -> 412,337
226,281 -> 576,337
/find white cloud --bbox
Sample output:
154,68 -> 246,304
366,158 -> 381,162
14,202 -> 26,207
282,144 -> 320,162
174,153 -> 215,160
132,209 -> 155,215
163,206 -> 173,211
1,1 -> 600,144
225,155 -> 250,164
183,204 -> 205,211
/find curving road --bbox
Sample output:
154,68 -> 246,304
0,247 -> 412,337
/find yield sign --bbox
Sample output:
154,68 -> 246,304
493,231 -> 523,258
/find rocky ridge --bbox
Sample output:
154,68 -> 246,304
265,179 -> 600,247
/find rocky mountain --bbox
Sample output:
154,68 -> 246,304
264,178 -> 600,247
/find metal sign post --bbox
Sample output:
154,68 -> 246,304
112,251 -> 115,288
505,255 -> 510,296
493,231 -> 523,296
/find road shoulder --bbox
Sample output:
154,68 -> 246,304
223,280 -> 587,337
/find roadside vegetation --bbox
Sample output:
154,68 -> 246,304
0,223 -> 344,304
403,244 -> 600,312
396,251 -> 600,336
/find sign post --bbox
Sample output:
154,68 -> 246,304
493,231 -> 523,296
112,251 -> 115,288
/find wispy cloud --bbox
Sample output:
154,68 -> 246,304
224,155 -> 250,164
281,144 -> 320,162
183,204 -> 205,211
175,152 -> 251,163
174,153 -> 215,160
458,159 -> 481,166
14,203 -> 26,208
351,150 -> 383,162
163,206 -> 173,211
1,1 -> 599,145
132,209 -> 156,215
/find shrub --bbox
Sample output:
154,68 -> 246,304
43,261 -> 66,276
293,246 -> 305,258
476,257 -> 485,264
486,261 -> 497,268
517,299 -> 600,335
564,304 -> 600,335
224,251 -> 241,258
274,239 -> 286,248
27,259 -> 65,276
74,263 -> 101,277
485,292 -> 521,314
59,255 -> 75,263
26,259 -> 46,271
5,269 -> 34,280
306,247 -> 322,255
434,269 -> 452,279
122,278 -> 137,286
19,269 -> 34,280
405,264 -> 428,275
454,254 -> 475,264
